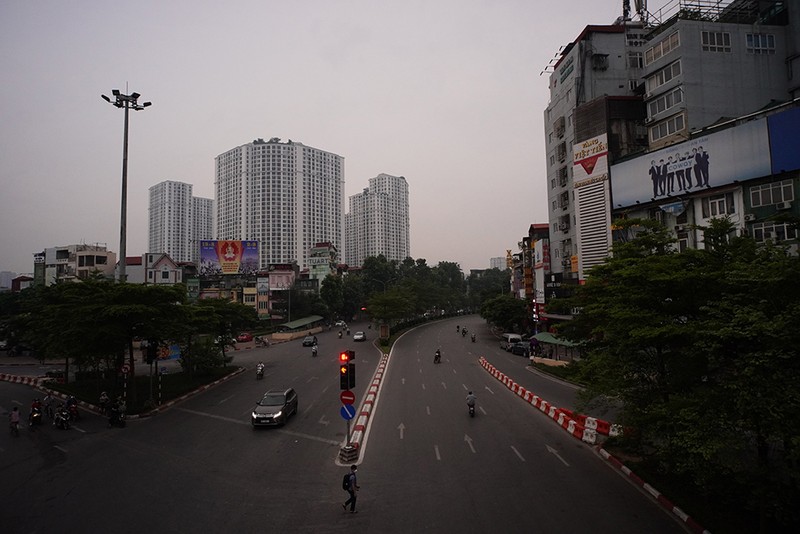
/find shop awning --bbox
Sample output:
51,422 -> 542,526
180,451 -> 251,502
533,332 -> 580,347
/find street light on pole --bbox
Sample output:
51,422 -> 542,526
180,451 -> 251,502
101,89 -> 151,282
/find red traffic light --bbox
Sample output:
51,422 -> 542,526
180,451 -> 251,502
339,352 -> 349,362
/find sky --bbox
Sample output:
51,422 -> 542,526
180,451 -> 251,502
0,0 -> 626,276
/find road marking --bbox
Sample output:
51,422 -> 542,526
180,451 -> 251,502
511,446 -> 526,462
306,376 -> 318,383
421,383 -> 426,390
479,406 -> 487,415
547,444 -> 570,466
72,426 -> 87,433
426,406 -> 431,416
419,368 -> 423,374
177,407 -> 249,426
279,429 -> 340,445
434,445 -> 441,461
484,385 -> 495,395
54,445 -> 67,453
397,423 -> 405,439
12,400 -> 22,406
401,378 -> 406,385
441,382 -> 447,390
452,368 -> 457,374
321,385 -> 330,394
318,414 -> 329,426
464,434 -> 476,453
218,394 -> 234,404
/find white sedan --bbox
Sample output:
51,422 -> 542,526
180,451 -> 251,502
353,331 -> 366,342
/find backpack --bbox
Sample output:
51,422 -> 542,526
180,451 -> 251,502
342,473 -> 351,491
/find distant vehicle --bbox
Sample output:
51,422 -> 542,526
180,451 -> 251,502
353,331 -> 367,342
302,335 -> 318,346
251,388 -> 298,427
500,333 -> 522,351
510,342 -> 530,357
237,332 -> 254,343
0,339 -> 8,351
335,320 -> 346,327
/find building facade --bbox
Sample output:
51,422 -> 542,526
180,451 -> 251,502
33,244 -> 116,286
148,180 -> 213,265
214,138 -> 344,271
345,173 -> 410,267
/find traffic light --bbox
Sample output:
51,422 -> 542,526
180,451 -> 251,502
339,351 -> 355,389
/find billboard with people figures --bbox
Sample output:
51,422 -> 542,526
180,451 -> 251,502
199,240 -> 260,276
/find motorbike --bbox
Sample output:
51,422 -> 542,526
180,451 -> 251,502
461,329 -> 467,337
311,346 -> 318,357
338,331 -> 342,339
256,365 -> 265,380
108,406 -> 126,428
434,351 -> 441,364
468,404 -> 475,417
67,404 -> 80,421
255,336 -> 269,348
471,334 -> 476,343
53,408 -> 70,430
30,406 -> 43,427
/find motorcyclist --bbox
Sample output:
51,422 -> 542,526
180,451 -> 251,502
471,333 -> 476,342
256,362 -> 265,378
456,325 -> 460,333
43,393 -> 55,418
99,391 -> 110,413
311,344 -> 318,357
466,391 -> 477,408
434,349 -> 441,363
9,406 -> 21,435
338,331 -> 343,339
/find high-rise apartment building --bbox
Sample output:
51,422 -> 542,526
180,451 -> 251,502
214,138 -> 344,270
148,180 -> 213,265
345,173 -> 410,267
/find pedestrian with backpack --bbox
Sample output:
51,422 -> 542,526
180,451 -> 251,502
341,464 -> 359,513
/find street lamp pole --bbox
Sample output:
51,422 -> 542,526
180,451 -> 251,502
101,89 -> 151,282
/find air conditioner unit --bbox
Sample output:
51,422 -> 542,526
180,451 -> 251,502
674,225 -> 685,232
744,214 -> 756,222
777,201 -> 792,210
644,116 -> 654,124
562,259 -> 571,267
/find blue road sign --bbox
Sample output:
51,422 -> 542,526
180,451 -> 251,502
340,404 -> 356,420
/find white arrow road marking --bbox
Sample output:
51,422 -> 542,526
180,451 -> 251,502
441,382 -> 447,390
434,445 -> 441,461
318,414 -> 330,426
398,423 -> 405,439
511,446 -> 526,462
546,444 -> 570,466
484,386 -> 495,395
464,434 -> 476,453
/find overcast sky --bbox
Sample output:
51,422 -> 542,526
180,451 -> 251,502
0,0 -> 626,276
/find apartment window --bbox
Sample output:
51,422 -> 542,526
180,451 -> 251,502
746,33 -> 775,54
628,51 -> 644,69
702,31 -> 731,52
752,222 -> 798,243
649,113 -> 686,143
750,179 -> 794,207
701,192 -> 735,218
649,87 -> 683,117
644,31 -> 680,65
646,60 -> 681,93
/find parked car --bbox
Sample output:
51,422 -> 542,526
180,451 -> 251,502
302,335 -> 318,346
251,388 -> 298,427
510,342 -> 531,357
500,333 -> 523,351
237,332 -> 254,343
334,320 -> 346,327
353,331 -> 366,342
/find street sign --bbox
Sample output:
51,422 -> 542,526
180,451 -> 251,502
121,364 -> 130,374
340,390 -> 356,405
340,404 -> 356,420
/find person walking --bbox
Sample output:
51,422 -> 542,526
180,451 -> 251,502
342,464 -> 359,513
9,406 -> 21,436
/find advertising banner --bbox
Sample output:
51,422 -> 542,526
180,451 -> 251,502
199,240 -> 259,275
610,119 -> 771,207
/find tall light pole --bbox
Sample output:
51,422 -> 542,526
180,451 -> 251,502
101,89 -> 151,282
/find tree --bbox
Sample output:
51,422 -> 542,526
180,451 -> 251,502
555,217 -> 800,531
320,274 -> 343,319
479,294 -> 527,333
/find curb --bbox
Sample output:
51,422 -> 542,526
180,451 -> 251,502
1,367 -> 246,419
478,356 -> 708,534
339,352 -> 389,462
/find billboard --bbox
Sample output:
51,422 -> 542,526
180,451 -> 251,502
768,106 -> 800,175
610,119 -> 771,207
199,240 -> 259,276
573,134 -> 608,186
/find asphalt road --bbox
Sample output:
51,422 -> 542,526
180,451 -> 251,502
0,317 -> 686,533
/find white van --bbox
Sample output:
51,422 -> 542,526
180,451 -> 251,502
500,333 -> 522,351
